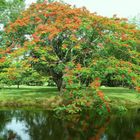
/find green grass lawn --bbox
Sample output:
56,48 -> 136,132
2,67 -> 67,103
101,87 -> 140,110
0,85 -> 61,108
0,85 -> 140,110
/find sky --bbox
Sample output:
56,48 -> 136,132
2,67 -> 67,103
25,0 -> 140,18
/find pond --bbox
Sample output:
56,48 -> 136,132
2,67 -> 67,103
0,109 -> 140,140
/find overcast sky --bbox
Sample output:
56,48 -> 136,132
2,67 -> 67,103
25,0 -> 140,18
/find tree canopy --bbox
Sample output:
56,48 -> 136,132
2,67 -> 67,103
1,2 -> 140,91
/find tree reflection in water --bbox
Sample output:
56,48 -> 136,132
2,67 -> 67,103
0,110 -> 139,140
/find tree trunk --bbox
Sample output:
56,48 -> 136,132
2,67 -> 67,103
51,71 -> 65,94
17,83 -> 20,89
55,77 -> 63,92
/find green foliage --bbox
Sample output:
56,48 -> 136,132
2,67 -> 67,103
0,0 -> 25,25
0,61 -> 46,87
23,69 -> 47,86
89,57 -> 140,88
54,89 -> 109,114
0,0 -> 25,87
129,14 -> 140,29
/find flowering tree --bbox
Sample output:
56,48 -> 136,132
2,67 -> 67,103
1,2 -> 140,92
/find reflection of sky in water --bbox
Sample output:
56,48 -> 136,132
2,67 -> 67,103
5,117 -> 30,140
101,134 -> 108,140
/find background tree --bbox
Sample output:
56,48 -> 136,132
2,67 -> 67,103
0,0 -> 25,25
129,14 -> 140,29
23,69 -> 47,86
0,0 -> 25,47
0,0 -> 25,88
0,61 -> 29,88
128,15 -> 140,55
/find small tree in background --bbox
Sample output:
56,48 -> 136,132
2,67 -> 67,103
129,14 -> 140,29
0,0 -> 25,25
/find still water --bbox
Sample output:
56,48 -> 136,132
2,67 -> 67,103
0,109 -> 140,140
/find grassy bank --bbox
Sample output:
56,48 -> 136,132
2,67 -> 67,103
0,86 -> 140,110
101,87 -> 140,110
0,86 -> 62,109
